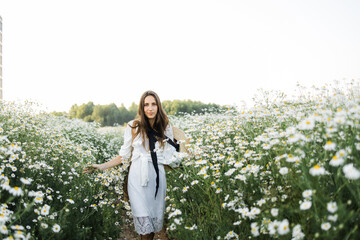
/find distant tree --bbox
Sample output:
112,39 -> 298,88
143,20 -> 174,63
69,104 -> 79,118
162,99 -> 223,115
128,102 -> 138,117
162,101 -> 172,115
103,103 -> 121,126
118,104 -> 132,124
69,102 -> 94,121
78,102 -> 95,121
91,105 -> 106,126
51,111 -> 68,117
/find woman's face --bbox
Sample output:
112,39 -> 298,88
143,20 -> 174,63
144,95 -> 158,120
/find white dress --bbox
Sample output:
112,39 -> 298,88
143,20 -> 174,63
119,120 -> 181,235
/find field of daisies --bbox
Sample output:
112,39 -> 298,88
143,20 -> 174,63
0,102 -> 128,239
1,80 -> 360,239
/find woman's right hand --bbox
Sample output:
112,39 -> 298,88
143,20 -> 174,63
83,164 -> 103,174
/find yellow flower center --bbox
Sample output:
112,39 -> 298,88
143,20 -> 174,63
314,165 -> 320,169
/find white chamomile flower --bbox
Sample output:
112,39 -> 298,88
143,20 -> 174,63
271,208 -> 279,217
191,180 -> 199,185
279,167 -> 288,175
329,155 -> 344,167
41,204 -> 50,216
343,163 -> 360,180
302,190 -> 313,199
309,165 -> 326,176
224,230 -> 239,239
9,186 -> 24,196
327,201 -> 338,213
41,223 -> 48,229
20,177 -> 33,185
300,201 -> 312,210
324,141 -> 336,151
321,222 -> 331,231
52,224 -> 61,233
278,219 -> 290,235
250,222 -> 259,237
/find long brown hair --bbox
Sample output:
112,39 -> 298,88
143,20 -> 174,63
130,90 -> 169,148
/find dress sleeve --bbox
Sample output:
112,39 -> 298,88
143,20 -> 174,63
118,121 -> 134,160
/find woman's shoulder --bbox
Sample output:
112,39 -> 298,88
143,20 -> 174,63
126,119 -> 139,128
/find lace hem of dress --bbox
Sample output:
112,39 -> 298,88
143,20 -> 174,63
133,216 -> 163,235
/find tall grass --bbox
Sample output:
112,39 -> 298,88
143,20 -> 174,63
165,80 -> 360,239
0,102 -> 127,239
1,80 -> 359,239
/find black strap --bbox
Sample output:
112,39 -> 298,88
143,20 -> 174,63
146,128 -> 180,198
149,128 -> 180,152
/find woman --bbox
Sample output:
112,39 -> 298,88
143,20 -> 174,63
84,90 -> 184,240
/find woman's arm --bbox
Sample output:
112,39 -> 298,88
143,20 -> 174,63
83,121 -> 135,174
83,155 -> 123,173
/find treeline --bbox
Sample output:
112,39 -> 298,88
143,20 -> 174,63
64,100 -> 224,126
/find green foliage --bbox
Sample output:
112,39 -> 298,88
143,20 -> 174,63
162,99 -> 224,115
0,102 -> 127,239
1,80 -> 360,239
69,102 -> 136,127
165,81 -> 360,239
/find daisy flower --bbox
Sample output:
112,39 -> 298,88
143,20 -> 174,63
278,219 -> 290,235
52,224 -> 61,233
41,204 -> 50,216
224,230 -> 239,239
279,167 -> 288,175
66,199 -> 75,204
329,155 -> 344,167
328,214 -> 338,222
271,208 -> 279,217
41,223 -> 48,229
0,223 -> 8,234
355,142 -> 360,151
292,224 -> 305,240
300,201 -> 312,210
9,186 -> 23,196
343,163 -> 360,180
309,165 -> 326,176
298,117 -> 315,130
321,222 -> 331,231
11,225 -> 24,231
20,177 -> 33,185
324,141 -> 336,151
327,201 -> 338,213
190,180 -> 199,185
250,222 -> 259,237
302,190 -> 313,199
225,168 -> 236,176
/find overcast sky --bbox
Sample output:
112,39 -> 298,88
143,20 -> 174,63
0,0 -> 359,112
